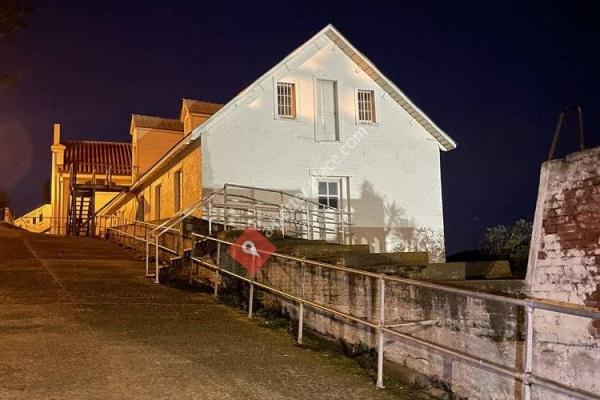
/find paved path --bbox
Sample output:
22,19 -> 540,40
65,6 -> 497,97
0,227 -> 418,399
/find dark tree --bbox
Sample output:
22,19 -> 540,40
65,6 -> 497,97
480,219 -> 533,276
0,0 -> 32,88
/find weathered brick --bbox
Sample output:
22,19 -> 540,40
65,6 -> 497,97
557,223 -> 578,233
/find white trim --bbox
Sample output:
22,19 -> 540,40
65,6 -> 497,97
100,24 -> 456,217
190,24 -> 456,151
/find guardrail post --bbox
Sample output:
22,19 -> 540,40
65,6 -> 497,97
280,192 -> 285,237
306,205 -> 312,240
223,185 -> 228,230
214,242 -> 221,300
145,225 -> 150,276
340,212 -> 345,244
523,303 -> 534,400
189,237 -> 195,285
208,201 -> 212,235
155,233 -> 160,284
377,274 -> 385,389
248,256 -> 255,319
297,259 -> 305,344
279,204 -> 285,237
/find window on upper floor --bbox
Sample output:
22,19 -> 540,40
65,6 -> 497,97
357,89 -> 376,123
276,82 -> 296,118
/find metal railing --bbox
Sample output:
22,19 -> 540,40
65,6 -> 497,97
190,232 -> 600,400
13,215 -> 120,237
203,184 -> 353,243
138,183 -> 353,284
104,217 -> 182,280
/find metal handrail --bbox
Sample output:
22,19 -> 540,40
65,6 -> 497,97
190,232 -> 600,400
224,183 -> 351,214
106,226 -> 178,256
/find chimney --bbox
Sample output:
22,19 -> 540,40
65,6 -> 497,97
53,123 -> 61,145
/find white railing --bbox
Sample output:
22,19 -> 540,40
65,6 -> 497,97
138,184 -> 353,284
203,184 -> 352,243
189,232 -> 600,400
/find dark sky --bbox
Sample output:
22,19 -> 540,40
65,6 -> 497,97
1,0 -> 599,255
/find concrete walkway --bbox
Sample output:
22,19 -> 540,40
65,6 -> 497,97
0,227 -> 418,400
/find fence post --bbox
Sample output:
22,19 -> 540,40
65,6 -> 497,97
155,232 -> 160,284
279,204 -> 285,237
214,242 -> 221,300
248,256 -> 255,319
223,185 -> 228,230
145,225 -> 150,276
523,303 -> 534,400
376,274 -> 385,389
306,205 -> 311,240
297,259 -> 305,344
208,200 -> 213,235
280,192 -> 285,237
189,237 -> 195,285
340,211 -> 345,244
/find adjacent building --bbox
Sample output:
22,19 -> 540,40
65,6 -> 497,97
21,25 -> 456,261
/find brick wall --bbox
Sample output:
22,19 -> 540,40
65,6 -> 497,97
528,147 -> 600,306
525,146 -> 600,398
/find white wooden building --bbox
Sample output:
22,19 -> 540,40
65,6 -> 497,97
103,25 -> 457,261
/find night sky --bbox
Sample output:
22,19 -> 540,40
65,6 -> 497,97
1,0 -> 599,255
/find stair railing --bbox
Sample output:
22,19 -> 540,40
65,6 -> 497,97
148,188 -> 226,283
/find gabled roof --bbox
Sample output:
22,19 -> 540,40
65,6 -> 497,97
130,114 -> 184,132
190,24 -> 456,151
63,140 -> 132,175
128,25 -> 457,192
181,99 -> 224,119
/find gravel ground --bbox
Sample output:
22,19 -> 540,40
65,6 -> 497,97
0,227 -> 421,400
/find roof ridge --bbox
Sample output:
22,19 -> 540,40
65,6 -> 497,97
63,139 -> 131,146
131,113 -> 181,121
182,98 -> 224,105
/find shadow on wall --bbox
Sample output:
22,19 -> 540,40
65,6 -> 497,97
352,181 -> 445,262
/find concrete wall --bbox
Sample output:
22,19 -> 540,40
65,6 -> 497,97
208,252 -> 523,399
525,146 -> 600,398
200,34 -> 447,261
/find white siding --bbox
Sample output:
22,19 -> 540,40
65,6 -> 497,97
201,37 -> 446,259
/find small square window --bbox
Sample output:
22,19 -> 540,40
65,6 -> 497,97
277,82 -> 296,118
357,89 -> 376,123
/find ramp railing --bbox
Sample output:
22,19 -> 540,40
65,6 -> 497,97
142,183 -> 353,283
190,232 -> 600,400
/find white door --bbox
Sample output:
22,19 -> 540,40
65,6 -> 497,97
315,80 -> 339,141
